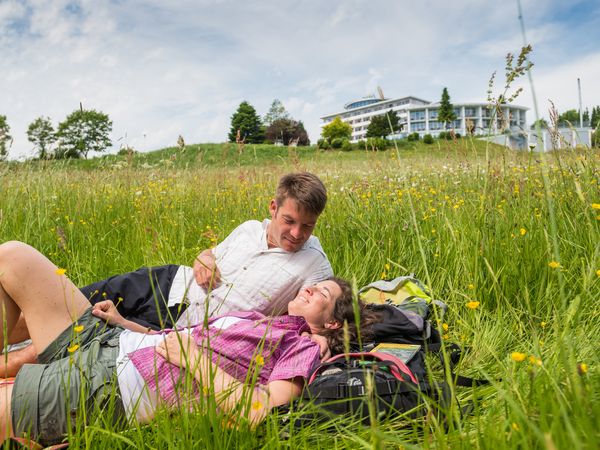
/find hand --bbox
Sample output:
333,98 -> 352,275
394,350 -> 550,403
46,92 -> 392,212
155,332 -> 199,370
92,300 -> 125,327
302,332 -> 331,361
193,250 -> 221,290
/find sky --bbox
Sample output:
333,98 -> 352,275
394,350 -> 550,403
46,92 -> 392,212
1,0 -> 599,159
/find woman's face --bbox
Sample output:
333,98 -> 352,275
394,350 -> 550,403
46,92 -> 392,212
287,280 -> 342,333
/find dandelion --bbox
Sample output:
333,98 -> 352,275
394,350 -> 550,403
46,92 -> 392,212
55,268 -> 66,276
254,355 -> 265,366
548,261 -> 561,269
74,325 -> 84,333
577,363 -> 588,375
511,352 -> 527,362
466,301 -> 480,309
520,228 -> 527,236
68,344 -> 79,354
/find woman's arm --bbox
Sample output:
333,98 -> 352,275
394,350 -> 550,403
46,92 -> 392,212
156,333 -> 304,424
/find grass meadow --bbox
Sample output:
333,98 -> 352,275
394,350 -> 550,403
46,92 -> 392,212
0,139 -> 598,449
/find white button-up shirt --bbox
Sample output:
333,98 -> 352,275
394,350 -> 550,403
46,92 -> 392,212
172,219 -> 333,327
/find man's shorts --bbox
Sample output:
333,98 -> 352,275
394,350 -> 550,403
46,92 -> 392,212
11,308 -> 125,446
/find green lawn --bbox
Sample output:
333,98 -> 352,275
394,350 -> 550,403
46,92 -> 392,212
1,140 -> 598,448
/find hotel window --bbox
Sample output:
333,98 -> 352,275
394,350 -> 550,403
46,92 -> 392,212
464,108 -> 476,117
429,110 -> 438,119
410,111 -> 425,121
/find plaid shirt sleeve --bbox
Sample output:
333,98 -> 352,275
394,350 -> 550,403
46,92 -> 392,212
267,335 -> 321,383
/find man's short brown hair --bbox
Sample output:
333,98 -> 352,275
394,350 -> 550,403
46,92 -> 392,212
276,172 -> 327,216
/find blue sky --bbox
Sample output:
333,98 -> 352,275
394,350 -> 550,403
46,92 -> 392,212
1,0 -> 599,159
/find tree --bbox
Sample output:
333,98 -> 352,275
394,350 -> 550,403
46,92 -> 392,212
558,109 -> 579,125
263,99 -> 289,127
0,115 -> 11,161
590,106 -> 600,128
265,118 -> 309,146
438,87 -> 456,130
228,101 -> 264,144
530,118 -> 549,130
55,109 -> 112,158
321,116 -> 352,142
27,116 -> 56,159
366,110 -> 400,138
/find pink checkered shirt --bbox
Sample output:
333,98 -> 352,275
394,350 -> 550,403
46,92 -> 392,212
129,312 -> 321,405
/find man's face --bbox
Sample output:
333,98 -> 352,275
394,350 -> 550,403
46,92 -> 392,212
267,198 -> 318,252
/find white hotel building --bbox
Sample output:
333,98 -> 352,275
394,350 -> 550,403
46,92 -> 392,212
320,95 -> 528,142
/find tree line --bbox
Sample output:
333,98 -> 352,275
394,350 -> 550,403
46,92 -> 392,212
228,99 -> 309,146
0,108 -> 112,160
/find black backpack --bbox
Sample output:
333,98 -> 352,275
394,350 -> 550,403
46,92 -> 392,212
299,352 -> 451,425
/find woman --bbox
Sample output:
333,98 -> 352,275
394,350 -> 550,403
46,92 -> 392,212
0,241 -> 371,446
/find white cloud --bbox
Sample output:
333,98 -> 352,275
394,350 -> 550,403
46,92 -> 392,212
1,0 -> 599,159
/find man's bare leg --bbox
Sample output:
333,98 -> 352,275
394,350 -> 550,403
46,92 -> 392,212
0,241 -> 90,354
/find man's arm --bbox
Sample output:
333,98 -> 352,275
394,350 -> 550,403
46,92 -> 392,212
192,249 -> 221,289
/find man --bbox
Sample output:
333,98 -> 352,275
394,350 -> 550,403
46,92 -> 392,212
2,172 -> 333,376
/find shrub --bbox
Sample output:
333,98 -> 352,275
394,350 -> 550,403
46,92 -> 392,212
407,132 -> 420,142
423,134 -> 434,144
341,139 -> 353,152
331,138 -> 344,149
366,137 -> 389,151
592,130 -> 600,147
317,138 -> 330,150
438,131 -> 448,140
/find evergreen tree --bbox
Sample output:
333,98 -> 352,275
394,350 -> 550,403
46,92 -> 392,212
591,106 -> 600,128
438,87 -> 456,130
228,101 -> 264,143
321,116 -> 352,142
27,116 -> 56,159
263,99 -> 289,127
366,110 -> 400,138
0,115 -> 11,160
56,109 -> 112,158
583,108 -> 590,125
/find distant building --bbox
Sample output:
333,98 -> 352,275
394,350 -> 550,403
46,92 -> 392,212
320,95 -> 528,143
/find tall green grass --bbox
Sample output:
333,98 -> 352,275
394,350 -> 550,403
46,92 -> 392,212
0,141 -> 598,448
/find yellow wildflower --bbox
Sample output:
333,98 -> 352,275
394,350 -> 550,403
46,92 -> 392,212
592,203 -> 600,210
254,355 -> 265,366
74,325 -> 84,333
511,352 -> 527,362
467,284 -> 475,290
466,301 -> 480,309
540,321 -> 547,329
577,363 -> 588,375
528,355 -> 542,366
596,269 -> 600,277
68,344 -> 79,354
512,422 -> 520,431
520,228 -> 527,236
252,401 -> 263,411
442,323 -> 449,332
548,261 -> 561,269
55,268 -> 66,276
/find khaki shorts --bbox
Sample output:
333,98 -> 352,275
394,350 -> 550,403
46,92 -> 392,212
11,308 -> 125,446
